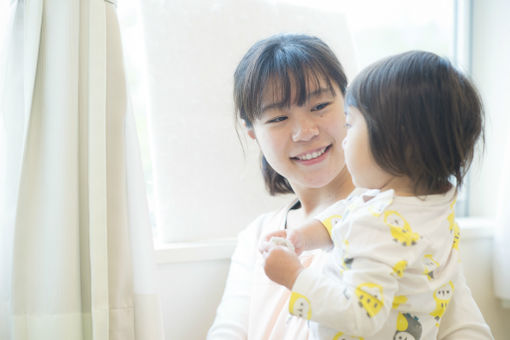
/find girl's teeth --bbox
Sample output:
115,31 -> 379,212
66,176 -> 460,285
298,148 -> 326,160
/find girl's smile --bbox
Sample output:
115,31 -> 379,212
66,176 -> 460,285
291,145 -> 332,165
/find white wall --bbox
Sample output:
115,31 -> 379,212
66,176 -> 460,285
468,0 -> 510,316
458,221 -> 510,340
156,259 -> 230,339
469,0 -> 510,217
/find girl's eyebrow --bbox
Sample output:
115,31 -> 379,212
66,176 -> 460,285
308,87 -> 333,100
261,101 -> 286,113
261,87 -> 332,113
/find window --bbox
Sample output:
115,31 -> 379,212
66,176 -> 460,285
117,0 -> 465,245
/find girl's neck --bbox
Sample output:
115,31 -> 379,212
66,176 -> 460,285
288,169 -> 355,226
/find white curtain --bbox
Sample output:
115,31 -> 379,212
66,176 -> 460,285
0,0 -> 164,339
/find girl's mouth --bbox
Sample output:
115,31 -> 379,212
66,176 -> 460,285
292,145 -> 331,163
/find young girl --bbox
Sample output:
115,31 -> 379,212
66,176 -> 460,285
260,50 -> 487,339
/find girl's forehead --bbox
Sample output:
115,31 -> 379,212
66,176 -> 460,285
261,73 -> 335,108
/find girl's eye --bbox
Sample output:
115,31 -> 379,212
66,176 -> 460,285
311,102 -> 330,111
344,123 -> 352,129
267,116 -> 287,123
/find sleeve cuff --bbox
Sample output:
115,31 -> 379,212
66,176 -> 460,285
288,266 -> 319,320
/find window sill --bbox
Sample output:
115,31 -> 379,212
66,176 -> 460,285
154,217 -> 495,264
154,237 -> 237,264
457,217 -> 495,239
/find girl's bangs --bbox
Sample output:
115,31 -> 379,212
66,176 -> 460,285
255,62 -> 335,117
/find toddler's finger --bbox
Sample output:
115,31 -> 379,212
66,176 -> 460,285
263,229 -> 287,242
268,236 -> 295,253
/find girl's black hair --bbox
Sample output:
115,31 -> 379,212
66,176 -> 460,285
234,33 -> 348,195
346,50 -> 484,195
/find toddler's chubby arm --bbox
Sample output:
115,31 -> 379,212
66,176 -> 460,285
259,219 -> 333,255
259,220 -> 333,290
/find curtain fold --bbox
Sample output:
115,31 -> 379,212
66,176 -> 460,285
0,0 -> 164,339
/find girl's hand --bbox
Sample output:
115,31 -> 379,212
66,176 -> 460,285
259,230 -> 288,253
262,246 -> 303,290
259,229 -> 307,255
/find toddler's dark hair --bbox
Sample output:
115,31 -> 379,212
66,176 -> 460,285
234,33 -> 348,195
346,50 -> 484,195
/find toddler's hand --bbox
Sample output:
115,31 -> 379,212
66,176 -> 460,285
259,230 -> 287,254
263,246 -> 303,290
285,229 -> 307,255
268,236 -> 295,252
259,229 -> 306,256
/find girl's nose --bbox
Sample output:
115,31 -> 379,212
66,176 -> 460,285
291,121 -> 319,142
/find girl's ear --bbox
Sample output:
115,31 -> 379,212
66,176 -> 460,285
247,129 -> 256,140
242,119 -> 256,140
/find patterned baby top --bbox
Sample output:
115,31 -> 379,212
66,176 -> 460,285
289,188 -> 461,340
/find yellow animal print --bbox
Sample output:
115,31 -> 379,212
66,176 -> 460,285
448,212 -> 460,250
383,211 -> 421,246
322,214 -> 343,237
430,281 -> 455,326
423,255 -> 440,280
339,240 -> 353,273
392,295 -> 408,309
340,257 -> 354,273
367,198 -> 392,217
355,283 -> 384,318
451,220 -> 460,250
289,292 -> 312,320
392,260 -> 408,278
449,198 -> 457,210
394,312 -> 423,340
448,199 -> 460,250
332,332 -> 364,340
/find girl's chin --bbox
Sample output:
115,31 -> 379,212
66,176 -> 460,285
295,173 -> 339,189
